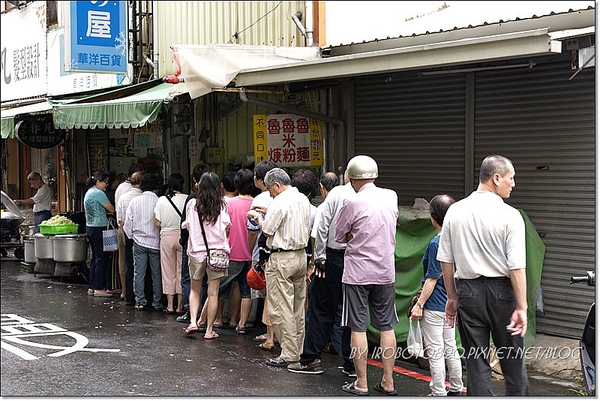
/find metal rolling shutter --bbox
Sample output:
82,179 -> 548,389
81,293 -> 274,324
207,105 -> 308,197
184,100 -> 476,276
354,72 -> 467,206
474,57 -> 595,338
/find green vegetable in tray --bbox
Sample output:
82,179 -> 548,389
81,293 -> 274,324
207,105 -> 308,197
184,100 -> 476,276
39,215 -> 76,226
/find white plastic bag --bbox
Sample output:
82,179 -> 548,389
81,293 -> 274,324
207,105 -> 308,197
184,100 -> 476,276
406,320 -> 424,358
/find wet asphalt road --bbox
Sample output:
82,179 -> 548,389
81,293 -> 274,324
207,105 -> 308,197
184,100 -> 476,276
1,256 -> 585,398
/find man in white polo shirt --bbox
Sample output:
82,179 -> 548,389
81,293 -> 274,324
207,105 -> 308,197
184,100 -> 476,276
438,154 -> 528,396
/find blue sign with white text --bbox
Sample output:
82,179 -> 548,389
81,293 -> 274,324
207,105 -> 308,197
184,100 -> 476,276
69,1 -> 127,74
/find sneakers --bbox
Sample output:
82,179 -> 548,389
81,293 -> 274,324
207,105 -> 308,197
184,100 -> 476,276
287,359 -> 324,374
447,390 -> 464,396
341,367 -> 357,378
176,310 -> 190,324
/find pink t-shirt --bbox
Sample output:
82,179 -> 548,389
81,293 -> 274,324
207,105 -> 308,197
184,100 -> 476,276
227,196 -> 254,261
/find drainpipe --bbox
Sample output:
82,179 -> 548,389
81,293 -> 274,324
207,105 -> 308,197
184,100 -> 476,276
152,1 -> 159,76
305,2 -> 314,47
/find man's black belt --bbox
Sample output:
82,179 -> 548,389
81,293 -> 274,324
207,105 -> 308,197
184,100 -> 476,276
271,248 -> 304,253
327,247 -> 346,254
34,211 -> 51,215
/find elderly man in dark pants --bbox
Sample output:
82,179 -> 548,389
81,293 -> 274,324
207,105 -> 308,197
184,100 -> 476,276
287,171 -> 356,377
439,154 -> 529,396
14,172 -> 52,233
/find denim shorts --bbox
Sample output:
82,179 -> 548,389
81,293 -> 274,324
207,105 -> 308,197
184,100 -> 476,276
218,260 -> 251,299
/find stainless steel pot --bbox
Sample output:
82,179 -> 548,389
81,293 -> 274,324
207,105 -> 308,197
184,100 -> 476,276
34,233 -> 53,260
23,235 -> 36,264
52,234 -> 89,263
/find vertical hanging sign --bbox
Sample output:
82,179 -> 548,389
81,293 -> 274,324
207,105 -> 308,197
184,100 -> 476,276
253,114 -> 268,165
252,114 -> 323,168
65,1 -> 127,74
309,117 -> 323,167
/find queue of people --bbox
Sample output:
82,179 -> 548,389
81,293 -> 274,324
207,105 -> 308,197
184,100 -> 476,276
77,153 -> 528,397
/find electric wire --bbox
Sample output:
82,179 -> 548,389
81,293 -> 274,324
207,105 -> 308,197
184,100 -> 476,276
228,1 -> 282,43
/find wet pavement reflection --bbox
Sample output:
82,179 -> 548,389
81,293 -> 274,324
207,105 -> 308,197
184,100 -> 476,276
1,257 -> 583,397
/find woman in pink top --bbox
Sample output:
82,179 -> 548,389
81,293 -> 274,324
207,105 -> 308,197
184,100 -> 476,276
211,168 -> 259,334
181,172 -> 231,339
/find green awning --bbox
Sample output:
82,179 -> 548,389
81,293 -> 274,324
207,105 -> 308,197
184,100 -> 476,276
1,101 -> 53,139
52,82 -> 184,130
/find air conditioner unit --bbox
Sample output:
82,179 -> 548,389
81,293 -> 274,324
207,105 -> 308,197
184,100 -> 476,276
172,103 -> 194,136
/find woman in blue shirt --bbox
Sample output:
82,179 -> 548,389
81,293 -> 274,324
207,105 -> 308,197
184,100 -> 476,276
84,171 -> 115,297
410,194 -> 463,396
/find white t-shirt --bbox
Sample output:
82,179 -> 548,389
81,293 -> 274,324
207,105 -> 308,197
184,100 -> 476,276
437,190 -> 526,279
31,184 -> 51,213
114,181 -> 132,219
154,193 -> 188,233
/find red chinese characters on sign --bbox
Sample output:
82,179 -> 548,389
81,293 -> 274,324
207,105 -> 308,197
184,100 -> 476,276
262,114 -> 321,167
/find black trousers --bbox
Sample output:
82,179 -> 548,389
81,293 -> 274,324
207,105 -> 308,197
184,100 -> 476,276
457,276 -> 529,396
300,248 -> 353,371
124,235 -> 135,304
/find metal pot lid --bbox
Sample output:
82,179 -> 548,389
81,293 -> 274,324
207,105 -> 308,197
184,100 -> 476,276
53,234 -> 87,239
34,233 -> 53,238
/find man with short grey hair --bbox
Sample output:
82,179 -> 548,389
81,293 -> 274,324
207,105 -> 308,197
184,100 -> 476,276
247,167 -> 311,368
14,172 -> 52,233
438,154 -> 528,396
116,171 -> 143,305
288,170 -> 356,377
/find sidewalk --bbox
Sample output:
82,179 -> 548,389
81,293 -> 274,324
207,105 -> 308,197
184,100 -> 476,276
525,334 -> 582,384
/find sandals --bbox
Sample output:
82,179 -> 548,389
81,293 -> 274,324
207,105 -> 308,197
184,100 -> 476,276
373,382 -> 398,396
235,326 -> 247,335
183,326 -> 199,335
257,342 -> 275,352
134,303 -> 146,311
253,333 -> 268,342
342,381 -> 369,396
163,308 -> 175,314
204,332 -> 219,340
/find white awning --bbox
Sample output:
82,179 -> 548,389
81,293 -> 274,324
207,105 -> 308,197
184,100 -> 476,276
235,28 -> 562,87
1,100 -> 53,139
171,44 -> 321,99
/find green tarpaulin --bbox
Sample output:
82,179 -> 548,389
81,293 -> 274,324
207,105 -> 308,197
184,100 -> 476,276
367,206 -> 545,350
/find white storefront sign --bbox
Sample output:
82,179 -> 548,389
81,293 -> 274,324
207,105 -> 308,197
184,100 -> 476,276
47,27 -> 129,96
0,1 -> 47,102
